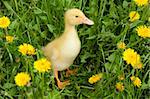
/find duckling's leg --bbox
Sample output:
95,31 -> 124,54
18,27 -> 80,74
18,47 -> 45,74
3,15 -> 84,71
65,68 -> 78,77
54,67 -> 70,89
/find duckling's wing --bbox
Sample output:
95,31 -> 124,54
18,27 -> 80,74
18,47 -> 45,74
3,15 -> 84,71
42,44 -> 59,61
50,47 -> 59,60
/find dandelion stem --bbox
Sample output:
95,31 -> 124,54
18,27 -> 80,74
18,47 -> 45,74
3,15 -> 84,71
135,69 -> 138,77
4,28 -> 8,35
40,73 -> 45,98
25,56 -> 29,72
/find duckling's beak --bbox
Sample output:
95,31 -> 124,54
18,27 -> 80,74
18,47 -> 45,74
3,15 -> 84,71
82,17 -> 94,25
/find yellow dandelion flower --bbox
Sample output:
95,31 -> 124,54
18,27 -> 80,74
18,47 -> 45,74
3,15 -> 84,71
6,35 -> 14,43
134,0 -> 148,6
130,76 -> 136,81
130,53 -> 141,68
18,43 -> 28,55
123,48 -> 141,68
34,58 -> 51,72
118,75 -> 125,80
116,82 -> 124,92
129,11 -> 140,22
136,25 -> 150,38
18,43 -> 35,55
27,44 -> 36,55
15,72 -> 31,87
0,16 -> 10,28
130,76 -> 142,87
136,62 -> 143,69
117,42 -> 126,49
133,77 -> 142,87
88,73 -> 103,84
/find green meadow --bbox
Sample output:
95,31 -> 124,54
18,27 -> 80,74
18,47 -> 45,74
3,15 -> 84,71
0,0 -> 150,98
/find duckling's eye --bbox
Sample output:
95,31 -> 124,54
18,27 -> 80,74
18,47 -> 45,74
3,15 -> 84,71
75,15 -> 79,18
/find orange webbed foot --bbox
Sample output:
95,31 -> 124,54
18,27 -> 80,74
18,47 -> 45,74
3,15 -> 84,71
57,80 -> 70,89
65,68 -> 78,77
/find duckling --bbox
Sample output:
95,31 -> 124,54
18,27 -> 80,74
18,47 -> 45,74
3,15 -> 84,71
43,8 -> 94,89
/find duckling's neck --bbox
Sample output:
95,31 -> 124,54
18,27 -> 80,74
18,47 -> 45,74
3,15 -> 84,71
63,24 -> 77,38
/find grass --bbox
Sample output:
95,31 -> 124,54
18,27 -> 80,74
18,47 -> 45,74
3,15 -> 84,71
0,0 -> 150,98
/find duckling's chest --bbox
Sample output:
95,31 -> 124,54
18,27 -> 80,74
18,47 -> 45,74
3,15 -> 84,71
60,34 -> 81,58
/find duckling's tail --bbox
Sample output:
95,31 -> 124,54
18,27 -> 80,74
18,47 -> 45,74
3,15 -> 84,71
41,46 -> 45,51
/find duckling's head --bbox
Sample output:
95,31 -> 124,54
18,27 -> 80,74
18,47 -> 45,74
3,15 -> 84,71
64,8 -> 94,26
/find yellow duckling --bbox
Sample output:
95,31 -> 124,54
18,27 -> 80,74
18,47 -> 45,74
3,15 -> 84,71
43,8 -> 94,89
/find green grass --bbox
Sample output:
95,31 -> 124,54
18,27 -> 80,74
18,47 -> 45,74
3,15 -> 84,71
0,0 -> 150,98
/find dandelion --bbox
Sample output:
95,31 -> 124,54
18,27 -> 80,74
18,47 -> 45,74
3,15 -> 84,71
15,72 -> 31,87
26,44 -> 36,55
88,73 -> 103,84
123,48 -> 142,69
116,82 -> 124,92
6,35 -> 14,43
129,11 -> 140,22
134,0 -> 148,6
136,62 -> 143,69
18,43 -> 35,55
136,25 -> 150,38
118,75 -> 125,80
18,43 -> 28,55
34,58 -> 51,72
117,42 -> 126,49
130,76 -> 142,87
130,76 -> 136,81
0,16 -> 10,28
